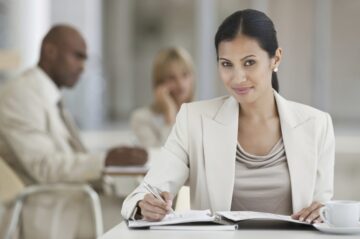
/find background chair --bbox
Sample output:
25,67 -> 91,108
0,158 -> 104,239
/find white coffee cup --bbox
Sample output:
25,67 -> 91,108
319,200 -> 360,227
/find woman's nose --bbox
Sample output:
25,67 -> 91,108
174,77 -> 184,89
233,68 -> 246,83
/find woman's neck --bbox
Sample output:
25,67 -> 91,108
239,89 -> 278,121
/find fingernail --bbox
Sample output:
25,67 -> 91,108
306,219 -> 311,223
299,217 -> 304,222
165,200 -> 172,210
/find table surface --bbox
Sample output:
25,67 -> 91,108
100,221 -> 360,239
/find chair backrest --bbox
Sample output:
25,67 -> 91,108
0,157 -> 24,204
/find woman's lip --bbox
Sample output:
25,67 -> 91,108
232,87 -> 252,95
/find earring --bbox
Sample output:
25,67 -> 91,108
274,67 -> 278,72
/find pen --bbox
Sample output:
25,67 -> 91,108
143,181 -> 175,214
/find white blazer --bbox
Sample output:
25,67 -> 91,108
121,92 -> 335,219
0,67 -> 104,185
130,107 -> 172,147
0,67 -> 106,238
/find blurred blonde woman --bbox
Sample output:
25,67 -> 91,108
131,47 -> 195,147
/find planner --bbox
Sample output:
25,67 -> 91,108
127,210 -> 310,230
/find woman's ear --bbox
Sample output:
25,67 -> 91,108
273,47 -> 282,69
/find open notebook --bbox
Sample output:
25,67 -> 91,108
128,210 -> 237,230
127,210 -> 310,230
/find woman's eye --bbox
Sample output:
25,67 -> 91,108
182,72 -> 189,78
220,61 -> 232,67
165,75 -> 176,82
244,60 -> 255,67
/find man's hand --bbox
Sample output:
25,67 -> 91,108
105,146 -> 147,166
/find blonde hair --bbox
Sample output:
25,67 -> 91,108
152,47 -> 195,108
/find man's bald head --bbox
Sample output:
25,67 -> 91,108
39,25 -> 87,88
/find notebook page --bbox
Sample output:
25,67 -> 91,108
216,211 -> 309,225
128,210 -> 215,228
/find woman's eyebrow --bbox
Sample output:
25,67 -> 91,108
218,57 -> 230,61
240,54 -> 255,61
218,54 -> 255,61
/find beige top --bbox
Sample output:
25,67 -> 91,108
231,138 -> 293,215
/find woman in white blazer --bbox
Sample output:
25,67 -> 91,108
121,9 -> 335,224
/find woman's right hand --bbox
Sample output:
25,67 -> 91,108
138,192 -> 173,221
154,85 -> 177,124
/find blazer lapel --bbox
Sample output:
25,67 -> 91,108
202,97 -> 238,212
275,92 -> 317,213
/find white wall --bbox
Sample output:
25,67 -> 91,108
330,0 -> 360,125
103,0 -> 135,119
0,0 -> 50,76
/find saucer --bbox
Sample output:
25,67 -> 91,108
313,223 -> 360,234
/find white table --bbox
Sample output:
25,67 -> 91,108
100,221 -> 359,239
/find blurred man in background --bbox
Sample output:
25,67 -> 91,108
0,25 -> 147,239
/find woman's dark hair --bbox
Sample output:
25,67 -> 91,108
215,9 -> 279,92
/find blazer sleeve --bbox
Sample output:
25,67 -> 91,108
0,92 -> 105,184
121,104 -> 190,219
130,109 -> 171,148
313,113 -> 335,203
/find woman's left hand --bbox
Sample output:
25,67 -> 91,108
291,201 -> 324,224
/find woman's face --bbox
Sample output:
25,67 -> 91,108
163,60 -> 194,104
217,34 -> 280,105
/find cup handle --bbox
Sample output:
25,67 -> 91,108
319,207 -> 329,224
